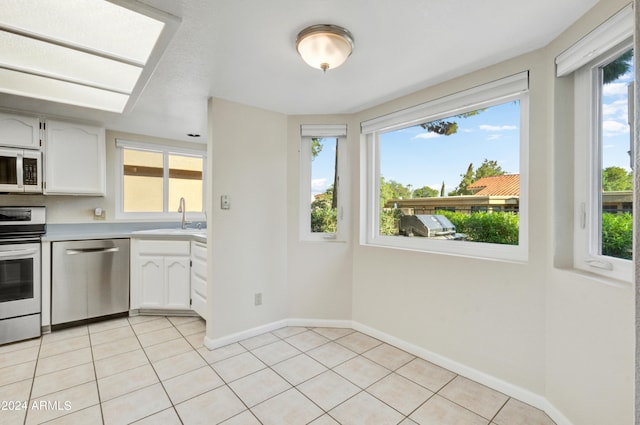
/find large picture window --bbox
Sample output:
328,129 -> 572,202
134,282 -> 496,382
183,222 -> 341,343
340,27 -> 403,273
361,73 -> 529,261
116,139 -> 205,220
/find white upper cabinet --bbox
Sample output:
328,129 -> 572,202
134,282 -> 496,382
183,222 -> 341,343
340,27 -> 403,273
44,120 -> 106,196
0,112 -> 40,149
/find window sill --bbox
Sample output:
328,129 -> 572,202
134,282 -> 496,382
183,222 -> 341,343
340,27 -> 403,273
363,236 -> 528,264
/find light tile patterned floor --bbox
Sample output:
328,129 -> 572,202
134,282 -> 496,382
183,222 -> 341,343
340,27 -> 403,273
0,316 -> 557,425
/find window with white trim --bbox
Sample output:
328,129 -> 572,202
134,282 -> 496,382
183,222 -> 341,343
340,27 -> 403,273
557,4 -> 634,281
361,73 -> 529,261
116,139 -> 206,220
300,125 -> 347,241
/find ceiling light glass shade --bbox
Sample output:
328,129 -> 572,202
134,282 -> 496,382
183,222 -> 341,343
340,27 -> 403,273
296,25 -> 354,72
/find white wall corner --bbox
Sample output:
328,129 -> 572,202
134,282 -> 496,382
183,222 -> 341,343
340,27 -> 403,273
350,321 -> 575,425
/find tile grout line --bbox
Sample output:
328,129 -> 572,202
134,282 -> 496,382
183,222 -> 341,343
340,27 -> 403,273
22,337 -> 43,425
129,316 -> 186,425
87,324 -> 107,425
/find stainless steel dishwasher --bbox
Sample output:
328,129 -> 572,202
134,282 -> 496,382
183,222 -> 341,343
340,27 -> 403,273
52,239 -> 129,326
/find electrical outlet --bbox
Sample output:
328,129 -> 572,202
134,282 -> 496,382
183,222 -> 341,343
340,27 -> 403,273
93,207 -> 106,220
254,293 -> 262,306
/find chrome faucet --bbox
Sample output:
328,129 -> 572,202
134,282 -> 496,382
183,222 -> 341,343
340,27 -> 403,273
178,197 -> 191,229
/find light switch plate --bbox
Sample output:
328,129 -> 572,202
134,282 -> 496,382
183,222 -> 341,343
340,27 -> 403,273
221,195 -> 230,209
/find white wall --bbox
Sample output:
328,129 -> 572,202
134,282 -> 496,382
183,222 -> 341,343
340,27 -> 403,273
546,1 -> 635,424
206,98 -> 289,340
349,1 -> 634,424
285,115 -> 355,321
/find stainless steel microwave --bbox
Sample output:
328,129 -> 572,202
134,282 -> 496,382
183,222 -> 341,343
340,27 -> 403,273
0,148 -> 42,193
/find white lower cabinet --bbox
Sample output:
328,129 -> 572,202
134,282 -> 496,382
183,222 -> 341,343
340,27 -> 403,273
131,239 -> 191,310
190,240 -> 207,319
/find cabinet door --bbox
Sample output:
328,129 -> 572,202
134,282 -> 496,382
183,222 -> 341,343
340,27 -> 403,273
0,113 -> 40,149
139,256 -> 164,309
165,256 -> 190,309
44,120 -> 106,195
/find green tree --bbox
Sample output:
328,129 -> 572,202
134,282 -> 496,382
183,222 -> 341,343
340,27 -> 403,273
440,181 -> 445,197
419,110 -> 484,136
380,177 -> 412,207
603,50 -> 633,84
602,166 -> 632,191
449,163 -> 475,196
412,185 -> 438,198
474,159 -> 505,180
449,159 -> 506,196
311,138 -> 323,159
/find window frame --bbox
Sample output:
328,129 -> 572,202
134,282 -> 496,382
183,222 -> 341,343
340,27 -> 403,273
360,73 -> 530,262
299,124 -> 348,242
572,42 -> 633,282
557,4 -> 634,282
115,139 -> 206,221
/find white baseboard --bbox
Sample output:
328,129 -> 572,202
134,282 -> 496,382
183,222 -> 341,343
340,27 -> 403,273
351,321 -> 573,425
204,319 -> 288,349
202,317 -> 572,425
287,317 -> 352,328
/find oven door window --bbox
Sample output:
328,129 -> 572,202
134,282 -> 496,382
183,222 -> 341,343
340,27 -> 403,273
0,258 -> 34,302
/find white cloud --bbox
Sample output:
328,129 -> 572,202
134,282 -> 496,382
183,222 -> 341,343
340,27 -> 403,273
618,72 -> 633,82
413,132 -> 441,140
479,125 -> 517,131
603,120 -> 629,136
603,82 -> 630,97
602,99 -> 628,120
486,134 -> 501,141
311,178 -> 328,195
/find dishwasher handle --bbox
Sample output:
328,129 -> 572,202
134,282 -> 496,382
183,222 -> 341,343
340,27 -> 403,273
66,247 -> 120,255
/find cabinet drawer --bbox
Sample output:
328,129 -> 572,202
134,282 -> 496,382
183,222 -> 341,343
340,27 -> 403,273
191,241 -> 207,262
136,240 -> 190,256
191,273 -> 206,298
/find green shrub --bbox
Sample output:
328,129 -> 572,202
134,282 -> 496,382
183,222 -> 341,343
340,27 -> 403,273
310,198 -> 337,233
380,209 -> 402,235
601,212 -> 632,260
437,210 -> 519,245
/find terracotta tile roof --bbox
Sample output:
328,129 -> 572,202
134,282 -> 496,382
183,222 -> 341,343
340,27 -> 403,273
467,174 -> 519,196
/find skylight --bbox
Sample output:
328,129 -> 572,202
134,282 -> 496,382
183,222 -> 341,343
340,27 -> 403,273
0,0 -> 179,113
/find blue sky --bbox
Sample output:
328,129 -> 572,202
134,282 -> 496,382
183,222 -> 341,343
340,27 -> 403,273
602,61 -> 633,172
378,101 -> 521,193
311,52 -> 633,197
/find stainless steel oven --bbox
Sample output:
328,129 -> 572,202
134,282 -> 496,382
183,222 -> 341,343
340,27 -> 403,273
0,207 -> 45,345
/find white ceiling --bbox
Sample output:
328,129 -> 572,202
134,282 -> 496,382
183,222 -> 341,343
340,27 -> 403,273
0,0 -> 598,143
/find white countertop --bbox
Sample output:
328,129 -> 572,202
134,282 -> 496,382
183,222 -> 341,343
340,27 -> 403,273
42,222 -> 207,243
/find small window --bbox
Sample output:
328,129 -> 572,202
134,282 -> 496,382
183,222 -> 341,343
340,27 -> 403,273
362,73 -> 529,261
116,139 -> 205,220
573,46 -> 633,280
561,4 -> 634,281
300,125 -> 347,241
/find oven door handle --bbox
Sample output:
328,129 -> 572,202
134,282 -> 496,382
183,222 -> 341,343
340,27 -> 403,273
66,247 -> 119,255
0,248 -> 38,258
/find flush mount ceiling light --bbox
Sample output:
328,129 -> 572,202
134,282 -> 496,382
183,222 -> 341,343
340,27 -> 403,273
0,0 -> 179,113
296,24 -> 354,72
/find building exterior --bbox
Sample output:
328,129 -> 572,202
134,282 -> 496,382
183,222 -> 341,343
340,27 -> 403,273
386,174 -> 632,214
